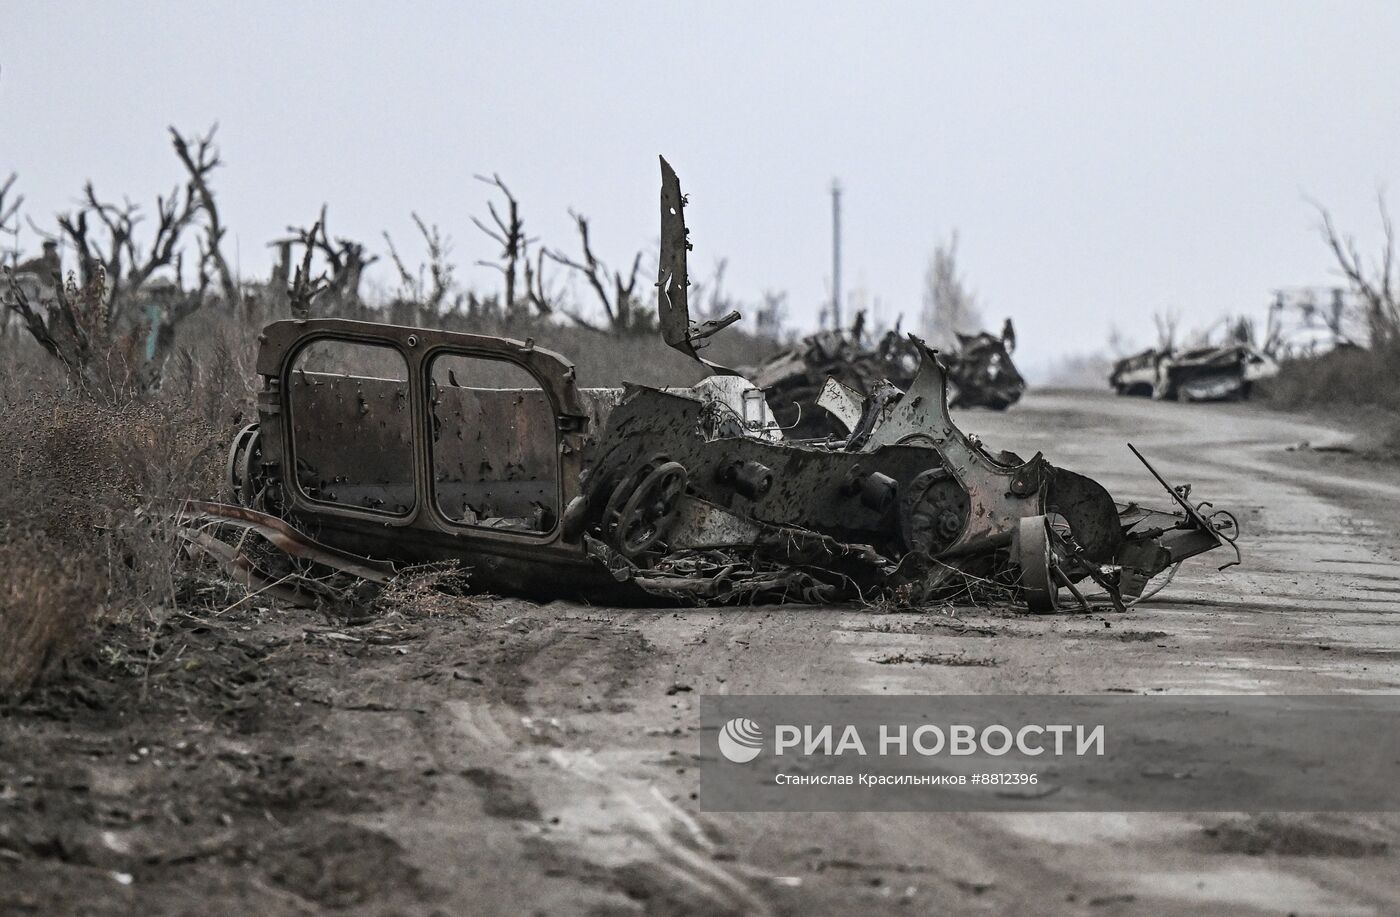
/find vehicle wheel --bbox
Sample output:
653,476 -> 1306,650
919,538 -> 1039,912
899,468 -> 967,557
615,461 -> 688,557
1014,514 -> 1059,613
600,454 -> 669,539
236,428 -> 265,509
226,423 -> 261,506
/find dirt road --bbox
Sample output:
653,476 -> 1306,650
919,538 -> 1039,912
4,390 -> 1400,916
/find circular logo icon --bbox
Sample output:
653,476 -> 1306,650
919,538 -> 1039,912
717,717 -> 763,763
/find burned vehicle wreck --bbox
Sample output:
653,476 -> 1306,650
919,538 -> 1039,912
186,158 -> 1238,614
748,317 -> 1024,437
945,322 -> 1026,411
1110,343 -> 1278,401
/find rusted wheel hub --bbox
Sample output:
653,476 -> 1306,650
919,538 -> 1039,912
226,423 -> 266,509
615,461 -> 688,557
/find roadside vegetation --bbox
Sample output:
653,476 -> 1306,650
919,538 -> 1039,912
0,130 -> 786,700
1256,195 -> 1400,451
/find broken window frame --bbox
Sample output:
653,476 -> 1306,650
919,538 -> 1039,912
425,347 -> 565,540
255,318 -> 595,560
285,334 -> 418,521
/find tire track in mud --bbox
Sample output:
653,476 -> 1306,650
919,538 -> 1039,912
407,612 -> 777,916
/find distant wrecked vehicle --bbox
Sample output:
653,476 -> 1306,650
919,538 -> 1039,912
748,319 -> 1024,437
183,159 -> 1238,614
1109,344 -> 1278,402
946,323 -> 1025,411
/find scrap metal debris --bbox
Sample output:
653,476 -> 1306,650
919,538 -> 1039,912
178,500 -> 392,610
192,157 -> 1239,614
748,316 -> 1024,437
1110,343 -> 1278,402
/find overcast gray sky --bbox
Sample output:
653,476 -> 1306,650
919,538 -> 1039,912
4,1 -> 1399,376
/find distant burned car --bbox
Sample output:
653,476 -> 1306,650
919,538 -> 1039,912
1110,344 -> 1277,401
946,324 -> 1025,410
749,318 -> 1024,437
185,159 -> 1237,613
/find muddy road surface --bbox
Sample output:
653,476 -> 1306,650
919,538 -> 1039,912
4,390 -> 1400,916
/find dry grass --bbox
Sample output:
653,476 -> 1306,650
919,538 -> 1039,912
1258,343 -> 1400,453
1260,342 -> 1400,410
0,298 -> 785,699
0,538 -> 106,697
0,315 -> 252,698
373,561 -> 481,619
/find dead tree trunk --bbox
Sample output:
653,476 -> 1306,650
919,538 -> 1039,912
473,173 -> 542,315
547,210 -> 643,333
170,125 -> 238,310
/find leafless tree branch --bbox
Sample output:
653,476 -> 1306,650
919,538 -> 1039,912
546,209 -> 645,332
0,173 -> 21,266
282,206 -> 375,313
1312,191 -> 1400,344
471,172 -> 530,313
170,124 -> 238,308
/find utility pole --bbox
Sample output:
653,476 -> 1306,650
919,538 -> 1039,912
831,178 -> 842,330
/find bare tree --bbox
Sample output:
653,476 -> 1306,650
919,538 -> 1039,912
169,125 -> 237,308
6,126 -> 230,387
0,173 -> 21,268
1106,323 -> 1134,357
920,232 -> 984,349
1314,192 -> 1399,345
385,213 -> 457,315
287,215 -> 328,318
383,231 -> 418,302
1152,309 -> 1180,352
520,245 -> 559,317
42,125 -> 228,324
547,209 -> 645,333
56,178 -> 201,326
471,173 -> 540,315
280,206 -> 377,314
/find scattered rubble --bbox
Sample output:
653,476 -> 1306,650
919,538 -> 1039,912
185,158 -> 1239,613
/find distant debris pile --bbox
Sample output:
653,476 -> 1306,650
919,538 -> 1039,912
749,317 -> 1025,437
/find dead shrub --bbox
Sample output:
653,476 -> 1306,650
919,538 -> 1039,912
373,562 -> 480,619
1260,342 -> 1400,411
1258,342 -> 1400,454
0,352 -> 239,698
0,538 -> 107,697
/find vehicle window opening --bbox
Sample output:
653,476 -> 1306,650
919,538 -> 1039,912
429,354 -> 559,533
288,340 -> 414,515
